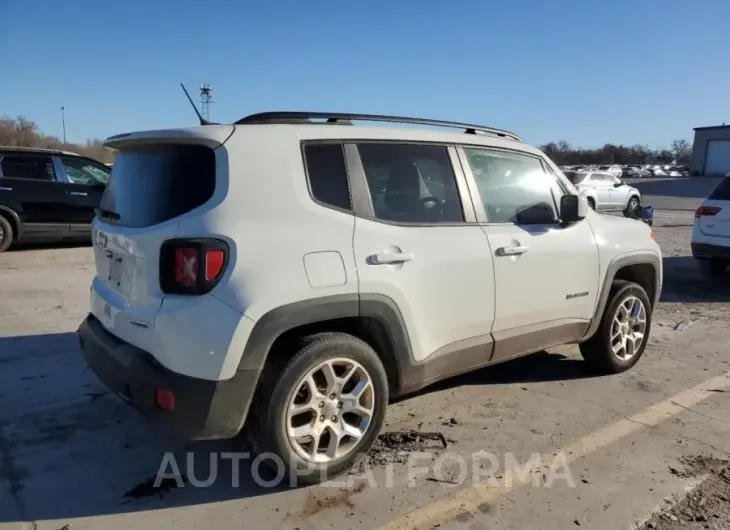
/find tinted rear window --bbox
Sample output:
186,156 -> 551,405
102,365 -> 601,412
708,177 -> 730,201
99,144 -> 215,228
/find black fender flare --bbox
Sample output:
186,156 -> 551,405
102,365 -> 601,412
235,293 -> 414,394
582,252 -> 662,341
0,205 -> 22,240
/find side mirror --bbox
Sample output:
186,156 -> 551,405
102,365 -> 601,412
560,194 -> 588,225
613,182 -> 623,188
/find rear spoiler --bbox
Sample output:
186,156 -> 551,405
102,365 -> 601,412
104,125 -> 236,150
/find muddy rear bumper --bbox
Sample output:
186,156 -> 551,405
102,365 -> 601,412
77,314 -> 257,440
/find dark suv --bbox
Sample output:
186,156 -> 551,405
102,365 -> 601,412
0,147 -> 111,253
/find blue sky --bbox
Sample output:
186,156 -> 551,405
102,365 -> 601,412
1,0 -> 728,148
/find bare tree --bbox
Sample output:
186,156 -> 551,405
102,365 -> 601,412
670,139 -> 692,164
0,115 -> 115,163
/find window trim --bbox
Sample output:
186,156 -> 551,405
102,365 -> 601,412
343,140 -> 477,227
0,152 -> 64,183
456,145 -> 565,226
299,140 -> 355,216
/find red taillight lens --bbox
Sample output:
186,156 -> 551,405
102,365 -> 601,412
174,247 -> 198,287
205,250 -> 225,280
160,239 -> 228,295
695,206 -> 722,218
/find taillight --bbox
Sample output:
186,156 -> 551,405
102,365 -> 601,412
160,239 -> 229,295
695,206 -> 722,218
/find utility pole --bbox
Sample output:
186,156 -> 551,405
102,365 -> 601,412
60,106 -> 66,143
199,85 -> 213,121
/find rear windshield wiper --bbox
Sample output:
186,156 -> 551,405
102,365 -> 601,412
95,207 -> 121,220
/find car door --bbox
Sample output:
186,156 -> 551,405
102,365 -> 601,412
56,155 -> 110,236
608,175 -> 628,208
0,151 -> 71,240
348,142 -> 496,375
591,173 -> 615,209
457,146 -> 600,363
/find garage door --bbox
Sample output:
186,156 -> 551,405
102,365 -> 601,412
704,139 -> 730,175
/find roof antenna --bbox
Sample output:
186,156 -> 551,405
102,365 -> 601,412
180,83 -> 215,125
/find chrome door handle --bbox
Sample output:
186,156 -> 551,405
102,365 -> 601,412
496,245 -> 529,256
369,252 -> 414,265
68,191 -> 88,196
0,187 -> 12,191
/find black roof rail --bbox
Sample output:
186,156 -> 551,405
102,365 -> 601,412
235,112 -> 522,142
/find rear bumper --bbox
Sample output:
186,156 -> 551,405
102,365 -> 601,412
78,314 -> 258,440
691,242 -> 730,260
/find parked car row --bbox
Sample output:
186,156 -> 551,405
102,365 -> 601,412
0,147 -> 111,253
560,164 -> 690,179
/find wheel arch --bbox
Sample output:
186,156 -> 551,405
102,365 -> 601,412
581,252 -> 662,342
237,294 -> 414,398
0,205 -> 21,241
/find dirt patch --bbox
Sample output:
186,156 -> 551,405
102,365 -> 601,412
301,482 -> 367,517
351,431 -> 449,472
638,455 -> 730,529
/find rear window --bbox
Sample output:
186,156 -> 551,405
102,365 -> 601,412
99,144 -> 215,228
708,177 -> 730,201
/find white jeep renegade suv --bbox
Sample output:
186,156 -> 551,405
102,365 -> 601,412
78,112 -> 663,484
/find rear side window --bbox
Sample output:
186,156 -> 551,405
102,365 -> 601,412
0,154 -> 56,180
99,144 -> 215,228
708,177 -> 730,200
303,143 -> 352,211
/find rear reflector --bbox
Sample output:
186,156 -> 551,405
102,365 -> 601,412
155,388 -> 176,411
695,206 -> 722,218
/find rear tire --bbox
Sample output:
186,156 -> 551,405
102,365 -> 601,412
587,198 -> 596,210
579,280 -> 652,374
250,332 -> 388,486
698,259 -> 727,278
0,215 -> 13,254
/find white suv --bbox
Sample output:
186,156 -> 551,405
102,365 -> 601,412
692,176 -> 730,277
568,171 -> 642,216
78,112 -> 662,484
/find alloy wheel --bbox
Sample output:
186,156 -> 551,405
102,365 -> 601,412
285,358 -> 375,463
611,296 -> 647,360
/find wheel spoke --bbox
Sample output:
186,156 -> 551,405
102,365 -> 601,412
325,427 -> 343,459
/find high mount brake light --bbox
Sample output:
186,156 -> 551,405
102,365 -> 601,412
160,239 -> 229,295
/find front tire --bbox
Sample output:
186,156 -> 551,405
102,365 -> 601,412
0,216 -> 14,254
580,280 -> 652,374
587,198 -> 596,210
251,332 -> 388,486
698,259 -> 727,278
623,196 -> 640,218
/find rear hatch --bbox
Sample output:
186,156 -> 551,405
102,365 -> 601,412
698,177 -> 730,238
91,126 -> 233,335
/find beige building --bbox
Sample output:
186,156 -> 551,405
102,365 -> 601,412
691,125 -> 730,176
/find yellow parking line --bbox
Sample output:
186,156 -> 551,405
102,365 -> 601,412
377,371 -> 730,530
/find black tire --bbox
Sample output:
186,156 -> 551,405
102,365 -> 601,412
698,259 -> 727,278
587,198 -> 596,210
579,280 -> 652,374
250,332 -> 388,486
623,196 -> 640,218
0,215 -> 13,253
